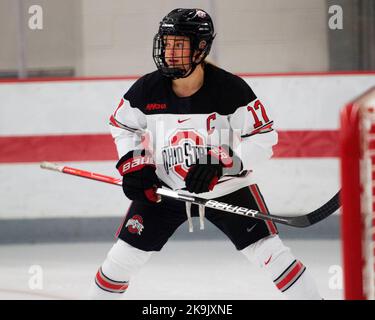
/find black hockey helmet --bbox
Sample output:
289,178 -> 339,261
152,8 -> 215,79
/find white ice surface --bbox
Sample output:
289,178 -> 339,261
0,239 -> 343,300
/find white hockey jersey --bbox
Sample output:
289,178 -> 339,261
110,63 -> 277,199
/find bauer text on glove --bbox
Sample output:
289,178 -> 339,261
116,150 -> 161,203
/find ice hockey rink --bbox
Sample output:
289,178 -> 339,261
0,160 -> 344,300
0,236 -> 342,300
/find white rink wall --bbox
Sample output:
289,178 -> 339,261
0,74 -> 374,220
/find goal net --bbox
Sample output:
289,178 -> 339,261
340,86 -> 375,300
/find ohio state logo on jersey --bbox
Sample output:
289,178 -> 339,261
125,215 -> 144,235
161,129 -> 206,180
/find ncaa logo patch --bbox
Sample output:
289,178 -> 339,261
125,215 -> 144,235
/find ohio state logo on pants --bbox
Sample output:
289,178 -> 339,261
161,129 -> 206,180
125,215 -> 144,235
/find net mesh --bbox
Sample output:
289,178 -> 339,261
360,94 -> 375,300
341,86 -> 375,300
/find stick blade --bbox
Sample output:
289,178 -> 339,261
288,191 -> 341,227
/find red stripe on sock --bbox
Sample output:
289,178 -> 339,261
95,270 -> 128,292
276,261 -> 304,291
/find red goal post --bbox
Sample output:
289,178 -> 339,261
340,86 -> 375,300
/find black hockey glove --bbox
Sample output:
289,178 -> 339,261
116,150 -> 161,204
184,145 -> 243,194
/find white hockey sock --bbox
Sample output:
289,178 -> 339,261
88,239 -> 152,300
241,235 -> 321,300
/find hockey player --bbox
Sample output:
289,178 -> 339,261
89,8 -> 321,300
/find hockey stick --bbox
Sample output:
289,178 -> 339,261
40,162 -> 340,228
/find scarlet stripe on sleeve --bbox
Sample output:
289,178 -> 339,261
109,115 -> 139,133
241,121 -> 274,138
113,98 -> 125,118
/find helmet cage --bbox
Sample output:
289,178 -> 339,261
152,12 -> 215,79
153,33 -> 196,79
